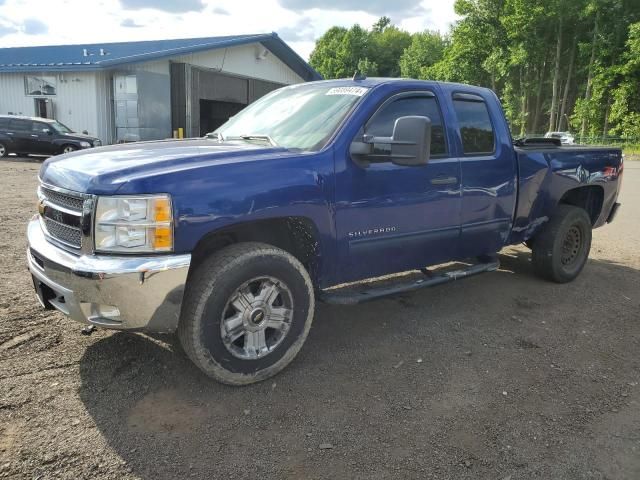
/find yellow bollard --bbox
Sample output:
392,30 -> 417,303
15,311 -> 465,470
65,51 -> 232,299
178,127 -> 184,139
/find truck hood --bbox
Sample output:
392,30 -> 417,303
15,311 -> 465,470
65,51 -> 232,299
39,138 -> 291,194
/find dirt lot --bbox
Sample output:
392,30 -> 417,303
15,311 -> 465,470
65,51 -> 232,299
0,156 -> 639,480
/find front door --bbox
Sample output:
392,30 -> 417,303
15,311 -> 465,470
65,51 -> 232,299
334,90 -> 462,283
29,121 -> 56,155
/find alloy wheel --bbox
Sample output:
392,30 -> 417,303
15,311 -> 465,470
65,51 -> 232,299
220,276 -> 294,360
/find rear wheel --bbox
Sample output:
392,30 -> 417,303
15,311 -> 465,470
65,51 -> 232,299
0,142 -> 7,158
178,242 -> 315,385
531,205 -> 592,283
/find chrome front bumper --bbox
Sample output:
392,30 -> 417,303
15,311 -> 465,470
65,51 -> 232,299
26,217 -> 191,332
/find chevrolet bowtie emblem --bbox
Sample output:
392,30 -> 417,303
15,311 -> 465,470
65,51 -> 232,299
37,199 -> 45,216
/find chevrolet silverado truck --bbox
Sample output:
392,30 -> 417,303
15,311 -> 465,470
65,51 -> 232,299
27,78 -> 623,385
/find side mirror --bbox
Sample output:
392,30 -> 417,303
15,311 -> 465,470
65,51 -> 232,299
43,128 -> 52,135
350,115 -> 431,167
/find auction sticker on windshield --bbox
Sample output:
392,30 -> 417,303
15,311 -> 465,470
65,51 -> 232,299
326,87 -> 369,96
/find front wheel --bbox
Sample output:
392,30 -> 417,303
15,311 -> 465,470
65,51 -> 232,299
60,145 -> 77,154
531,205 -> 592,283
178,242 -> 315,385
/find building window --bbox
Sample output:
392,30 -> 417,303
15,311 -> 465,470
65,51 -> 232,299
25,76 -> 57,96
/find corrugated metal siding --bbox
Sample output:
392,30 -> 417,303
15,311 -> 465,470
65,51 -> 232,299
0,71 -> 101,140
0,74 -> 37,116
171,43 -> 304,85
94,71 -> 114,144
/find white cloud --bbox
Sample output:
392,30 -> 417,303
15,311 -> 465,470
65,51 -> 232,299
0,0 -> 458,60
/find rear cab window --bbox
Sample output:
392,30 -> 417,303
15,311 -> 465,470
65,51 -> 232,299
366,92 -> 447,157
452,93 -> 495,155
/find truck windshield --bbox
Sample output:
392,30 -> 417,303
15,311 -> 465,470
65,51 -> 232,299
214,84 -> 369,151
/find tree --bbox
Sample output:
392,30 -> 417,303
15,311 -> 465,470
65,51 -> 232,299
609,22 -> 640,137
370,25 -> 412,76
309,25 -> 370,79
399,31 -> 448,79
309,1 -> 640,141
308,18 -> 411,79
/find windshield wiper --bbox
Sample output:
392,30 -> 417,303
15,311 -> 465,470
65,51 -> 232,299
238,134 -> 278,147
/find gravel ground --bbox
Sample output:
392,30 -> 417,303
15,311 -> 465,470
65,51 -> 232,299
0,156 -> 639,480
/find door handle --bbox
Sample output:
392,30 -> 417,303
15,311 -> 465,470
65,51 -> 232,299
30,134 -> 38,137
430,175 -> 458,185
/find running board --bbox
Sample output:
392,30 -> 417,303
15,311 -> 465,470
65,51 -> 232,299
320,260 -> 500,305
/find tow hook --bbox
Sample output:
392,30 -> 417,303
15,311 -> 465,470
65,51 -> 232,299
81,325 -> 96,336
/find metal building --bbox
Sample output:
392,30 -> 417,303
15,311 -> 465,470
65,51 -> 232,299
0,34 -> 321,144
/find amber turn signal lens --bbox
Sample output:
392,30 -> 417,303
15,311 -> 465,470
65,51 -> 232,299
153,198 -> 172,222
152,226 -> 173,250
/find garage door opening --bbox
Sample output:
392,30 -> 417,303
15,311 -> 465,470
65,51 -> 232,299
199,99 -> 245,136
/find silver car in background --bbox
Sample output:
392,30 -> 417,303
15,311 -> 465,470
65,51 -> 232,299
545,131 -> 576,145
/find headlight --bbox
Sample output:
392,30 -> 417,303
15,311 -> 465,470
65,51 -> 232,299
94,195 -> 173,253
79,141 -> 91,148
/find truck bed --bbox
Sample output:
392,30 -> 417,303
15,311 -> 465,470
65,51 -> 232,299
509,144 -> 623,244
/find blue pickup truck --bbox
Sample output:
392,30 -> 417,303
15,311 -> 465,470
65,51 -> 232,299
27,78 -> 623,385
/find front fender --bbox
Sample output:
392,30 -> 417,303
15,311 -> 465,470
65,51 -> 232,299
117,150 -> 337,284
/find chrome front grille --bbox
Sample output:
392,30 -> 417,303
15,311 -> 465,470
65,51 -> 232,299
38,184 -> 90,251
40,187 -> 85,211
43,217 -> 82,247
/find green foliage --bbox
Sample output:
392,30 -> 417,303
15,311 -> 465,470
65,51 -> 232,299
370,25 -> 412,77
310,2 -> 640,138
399,31 -> 448,79
609,23 -> 640,137
309,17 -> 436,80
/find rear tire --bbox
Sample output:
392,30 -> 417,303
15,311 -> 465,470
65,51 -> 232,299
178,242 -> 315,385
531,205 -> 592,283
0,142 -> 7,158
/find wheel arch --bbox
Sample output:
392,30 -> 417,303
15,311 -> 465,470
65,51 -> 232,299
189,216 -> 322,286
558,185 -> 604,225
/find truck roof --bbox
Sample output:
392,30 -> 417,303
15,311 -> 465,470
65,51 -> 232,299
302,77 -> 495,95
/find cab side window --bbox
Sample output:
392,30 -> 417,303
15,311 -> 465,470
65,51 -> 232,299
0,118 -> 8,129
366,95 -> 447,156
452,95 -> 495,155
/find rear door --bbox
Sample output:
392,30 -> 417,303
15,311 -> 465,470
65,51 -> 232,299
450,91 -> 517,257
7,119 -> 32,153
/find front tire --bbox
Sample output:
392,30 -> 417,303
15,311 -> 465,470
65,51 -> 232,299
0,142 -> 7,158
178,242 -> 315,385
60,144 -> 77,154
531,205 -> 592,283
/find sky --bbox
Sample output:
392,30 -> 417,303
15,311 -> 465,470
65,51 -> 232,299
0,0 -> 458,60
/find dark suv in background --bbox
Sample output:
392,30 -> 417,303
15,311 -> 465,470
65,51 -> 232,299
0,115 -> 101,157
